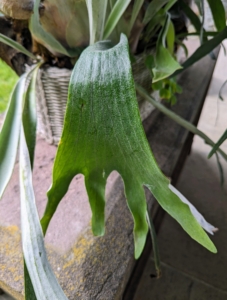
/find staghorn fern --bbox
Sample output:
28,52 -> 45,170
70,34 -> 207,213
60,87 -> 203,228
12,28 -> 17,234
0,1 -> 227,299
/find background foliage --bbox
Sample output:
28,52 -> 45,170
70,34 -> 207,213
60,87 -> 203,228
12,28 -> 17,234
0,61 -> 17,113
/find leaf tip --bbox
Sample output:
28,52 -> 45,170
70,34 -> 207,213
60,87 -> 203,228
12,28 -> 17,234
92,221 -> 105,237
207,151 -> 213,159
208,242 -> 218,254
134,229 -> 148,259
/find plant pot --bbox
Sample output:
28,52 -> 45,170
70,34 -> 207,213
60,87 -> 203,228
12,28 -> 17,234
35,53 -> 158,145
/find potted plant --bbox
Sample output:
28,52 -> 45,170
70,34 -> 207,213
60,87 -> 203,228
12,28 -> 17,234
0,0 -> 227,298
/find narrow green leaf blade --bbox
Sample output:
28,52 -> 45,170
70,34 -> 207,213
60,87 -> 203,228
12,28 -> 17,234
194,0 -> 203,15
129,0 -> 144,33
176,38 -> 189,57
178,0 -> 207,43
207,0 -> 226,31
29,0 -> 79,57
0,65 -> 39,198
173,27 -> 227,77
143,14 -> 165,41
85,0 -> 108,44
85,0 -> 93,44
215,153 -> 225,187
103,0 -> 131,39
95,0 -> 108,42
177,31 -> 218,39
140,0 -> 174,41
178,0 -> 203,33
143,0 -> 169,25
21,63 -> 41,300
22,64 -> 41,168
208,129 -> 227,158
41,34 -> 216,258
0,75 -> 26,198
163,0 -> 178,13
146,210 -> 161,278
158,12 -> 171,46
24,261 -> 37,300
0,33 -> 36,59
20,127 -> 68,300
136,84 -> 227,162
219,79 -> 227,101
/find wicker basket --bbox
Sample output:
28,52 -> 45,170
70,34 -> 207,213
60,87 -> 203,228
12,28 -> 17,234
35,53 -> 157,145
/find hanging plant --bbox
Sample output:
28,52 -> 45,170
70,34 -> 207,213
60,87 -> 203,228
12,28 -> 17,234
0,0 -> 227,298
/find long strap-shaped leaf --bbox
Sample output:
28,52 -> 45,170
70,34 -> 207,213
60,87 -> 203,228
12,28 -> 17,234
178,0 -> 208,43
22,64 -> 41,168
0,33 -> 36,59
18,63 -> 66,299
41,34 -> 216,259
85,0 -> 108,44
22,65 -> 41,300
24,260 -> 37,300
206,0 -> 226,32
0,67 -> 35,199
129,0 -> 144,33
173,26 -> 227,77
20,127 -> 68,299
136,84 -> 227,162
143,0 -> 170,25
29,0 -> 80,57
103,0 -> 131,39
208,129 -> 227,158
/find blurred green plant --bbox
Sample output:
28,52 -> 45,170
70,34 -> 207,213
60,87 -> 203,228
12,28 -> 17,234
152,77 -> 182,105
0,61 -> 18,113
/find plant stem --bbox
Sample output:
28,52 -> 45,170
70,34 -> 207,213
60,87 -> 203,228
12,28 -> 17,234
200,0 -> 205,44
136,84 -> 227,162
146,210 -> 162,278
